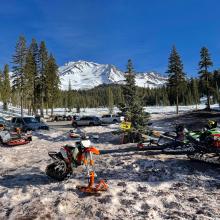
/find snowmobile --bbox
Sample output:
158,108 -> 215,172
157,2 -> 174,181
137,124 -> 200,153
138,121 -> 220,165
186,126 -> 220,165
46,135 -> 108,193
0,125 -> 32,146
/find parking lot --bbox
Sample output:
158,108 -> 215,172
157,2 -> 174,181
47,120 -> 73,131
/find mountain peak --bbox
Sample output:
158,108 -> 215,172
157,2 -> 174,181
59,60 -> 167,90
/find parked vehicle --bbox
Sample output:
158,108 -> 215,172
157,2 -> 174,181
46,136 -> 99,181
0,117 -> 10,129
101,114 -> 124,124
53,115 -> 73,121
53,115 -> 64,121
72,116 -> 101,127
62,115 -> 73,121
11,116 -> 49,131
137,122 -> 220,165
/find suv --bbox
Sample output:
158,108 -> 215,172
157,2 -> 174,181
72,116 -> 101,127
0,117 -> 10,127
11,117 -> 49,131
101,114 -> 124,124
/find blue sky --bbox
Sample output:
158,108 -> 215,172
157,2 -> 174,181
0,0 -> 220,76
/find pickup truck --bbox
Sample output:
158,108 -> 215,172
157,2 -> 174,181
100,114 -> 124,124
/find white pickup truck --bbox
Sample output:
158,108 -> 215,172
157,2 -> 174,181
100,114 -> 124,124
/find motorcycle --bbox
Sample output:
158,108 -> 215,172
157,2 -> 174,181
45,136 -> 100,181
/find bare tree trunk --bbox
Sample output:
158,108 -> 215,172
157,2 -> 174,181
40,95 -> 44,117
206,69 -> 211,110
176,89 -> 179,115
51,104 -> 54,116
46,103 -> 48,115
28,104 -> 30,115
21,95 -> 23,117
32,97 -> 36,115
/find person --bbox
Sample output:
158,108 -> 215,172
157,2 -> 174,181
175,124 -> 187,142
200,120 -> 218,142
0,123 -> 5,131
205,120 -> 218,130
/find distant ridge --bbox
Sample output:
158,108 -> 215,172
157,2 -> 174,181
58,60 -> 167,90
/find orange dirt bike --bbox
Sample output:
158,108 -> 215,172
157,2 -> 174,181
46,137 -> 100,181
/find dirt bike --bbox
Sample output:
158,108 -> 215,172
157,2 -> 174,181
45,137 -> 100,181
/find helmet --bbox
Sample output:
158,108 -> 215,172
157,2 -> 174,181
15,127 -> 21,134
0,124 -> 5,131
176,124 -> 185,133
207,120 -> 217,129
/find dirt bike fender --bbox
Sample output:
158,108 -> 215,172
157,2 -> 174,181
84,147 -> 100,155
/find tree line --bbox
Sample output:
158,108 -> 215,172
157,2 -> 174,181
0,35 -> 60,116
167,46 -> 218,113
0,37 -> 219,116
60,46 -> 220,114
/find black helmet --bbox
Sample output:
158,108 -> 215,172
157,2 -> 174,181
176,124 -> 185,133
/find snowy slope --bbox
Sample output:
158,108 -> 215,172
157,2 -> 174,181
59,61 -> 167,90
135,72 -> 167,88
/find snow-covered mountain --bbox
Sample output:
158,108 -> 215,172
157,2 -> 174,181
59,60 -> 167,90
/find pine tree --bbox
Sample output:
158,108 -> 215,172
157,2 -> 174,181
1,64 -> 11,110
123,59 -> 136,108
107,87 -> 114,113
24,49 -> 36,114
166,46 -> 185,114
120,59 -> 148,142
45,54 -> 60,116
198,47 -> 213,110
29,38 -> 39,114
0,70 -> 2,101
161,87 -> 170,106
190,78 -> 200,109
39,41 -> 48,116
67,80 -> 73,112
211,70 -> 220,105
12,35 -> 27,116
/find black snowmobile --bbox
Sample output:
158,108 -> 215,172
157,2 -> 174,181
138,121 -> 220,165
138,124 -> 198,154
186,124 -> 220,165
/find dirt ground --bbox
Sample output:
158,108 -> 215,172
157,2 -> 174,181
0,110 -> 220,220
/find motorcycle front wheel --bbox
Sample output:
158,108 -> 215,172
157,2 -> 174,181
46,160 -> 69,181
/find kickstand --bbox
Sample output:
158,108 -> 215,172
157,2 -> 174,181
77,171 -> 108,194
